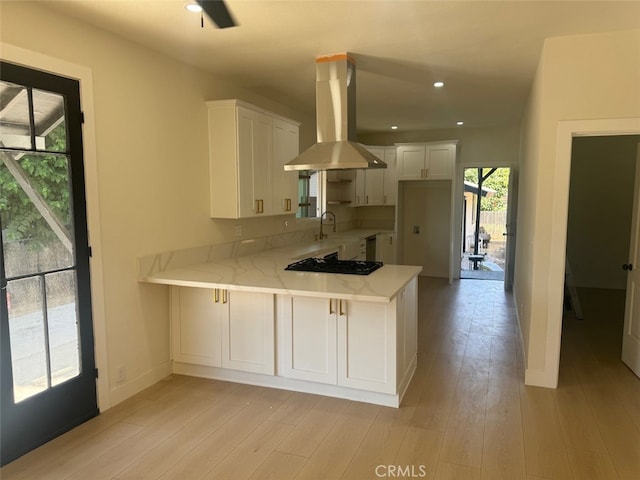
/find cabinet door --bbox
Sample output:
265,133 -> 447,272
237,107 -> 258,218
222,290 -> 275,375
396,145 -> 426,180
363,147 -> 385,205
365,169 -> 385,205
425,143 -> 454,180
337,299 -> 396,394
376,233 -> 397,264
278,296 -> 337,384
272,119 -> 299,214
253,112 -> 274,215
383,148 -> 397,205
237,107 -> 273,217
354,170 -> 366,206
171,287 -> 221,367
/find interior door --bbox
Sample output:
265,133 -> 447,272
622,145 -> 640,378
0,62 -> 98,465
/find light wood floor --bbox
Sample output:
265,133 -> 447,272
2,278 -> 639,480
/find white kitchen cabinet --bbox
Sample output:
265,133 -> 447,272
221,290 -> 275,375
170,286 -> 222,367
278,285 -> 417,396
278,296 -> 337,384
272,118 -> 300,214
383,148 -> 397,205
355,147 -> 397,206
396,141 -> 456,181
171,286 -> 275,375
337,298 -> 397,394
207,99 -> 299,218
376,233 -> 398,264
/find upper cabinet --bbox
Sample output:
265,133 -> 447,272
207,100 -> 300,219
272,118 -> 300,215
396,141 -> 457,181
354,146 -> 398,206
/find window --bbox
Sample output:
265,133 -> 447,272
296,170 -> 321,219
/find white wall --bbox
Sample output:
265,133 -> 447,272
567,135 -> 639,289
0,2 -> 316,407
515,29 -> 640,387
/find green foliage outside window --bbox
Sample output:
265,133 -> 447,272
0,125 -> 71,247
464,167 -> 510,211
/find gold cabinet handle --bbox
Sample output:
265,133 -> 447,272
425,168 -> 429,178
255,199 -> 260,213
366,195 -> 369,204
329,299 -> 334,315
213,289 -> 219,303
222,290 -> 228,304
339,299 -> 346,316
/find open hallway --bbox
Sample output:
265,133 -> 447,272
2,278 -> 639,479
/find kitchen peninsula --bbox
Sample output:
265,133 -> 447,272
139,232 -> 421,407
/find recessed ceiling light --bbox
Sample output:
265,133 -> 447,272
391,125 -> 398,130
433,81 -> 445,88
457,121 -> 464,126
185,3 -> 202,13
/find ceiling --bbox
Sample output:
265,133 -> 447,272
41,1 -> 640,134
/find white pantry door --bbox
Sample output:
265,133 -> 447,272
622,145 -> 640,379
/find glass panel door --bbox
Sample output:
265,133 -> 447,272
1,61 -> 97,466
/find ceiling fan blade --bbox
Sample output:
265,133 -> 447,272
197,0 -> 237,29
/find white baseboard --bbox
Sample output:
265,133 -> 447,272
108,361 -> 173,408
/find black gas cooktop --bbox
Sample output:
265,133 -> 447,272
285,257 -> 383,275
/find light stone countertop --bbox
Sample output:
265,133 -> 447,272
139,231 -> 421,303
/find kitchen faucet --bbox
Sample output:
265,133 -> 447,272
318,211 -> 336,240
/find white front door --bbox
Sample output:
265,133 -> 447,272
622,145 -> 640,378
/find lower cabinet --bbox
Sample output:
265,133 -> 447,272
222,290 -> 275,375
337,299 -> 396,394
171,287 -> 275,375
278,287 -> 415,395
377,233 -> 398,264
171,286 -> 222,367
278,296 -> 337,384
171,277 -> 418,405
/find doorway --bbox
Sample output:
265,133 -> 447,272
460,167 -> 512,282
1,62 -> 98,465
564,135 -> 640,380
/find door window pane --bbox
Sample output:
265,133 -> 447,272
0,81 -> 31,149
32,89 -> 66,153
46,270 -> 80,386
7,277 -> 48,403
0,153 -> 74,278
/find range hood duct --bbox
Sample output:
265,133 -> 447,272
284,53 -> 386,171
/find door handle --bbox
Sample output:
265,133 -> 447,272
623,263 -> 634,271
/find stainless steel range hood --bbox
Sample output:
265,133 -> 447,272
284,53 -> 386,171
